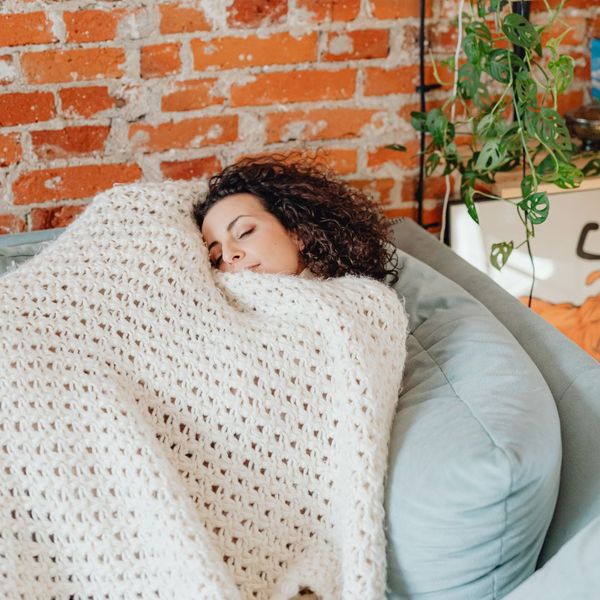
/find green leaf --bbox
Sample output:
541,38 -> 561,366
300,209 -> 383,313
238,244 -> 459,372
466,20 -> 493,42
529,108 -> 572,153
460,181 -> 480,224
442,142 -> 459,175
426,108 -> 455,148
518,191 -> 550,224
485,49 -> 512,84
501,13 -> 540,50
386,143 -> 407,152
548,55 -> 574,93
476,113 -> 499,139
514,70 -> 537,106
425,152 -> 441,176
500,122 -> 521,147
458,62 -> 482,99
426,109 -> 446,146
464,34 -> 482,64
475,140 -> 507,171
553,162 -> 584,189
582,157 -> 600,177
411,111 -> 427,132
520,174 -> 536,198
490,241 -> 514,270
536,153 -> 559,180
495,153 -> 520,172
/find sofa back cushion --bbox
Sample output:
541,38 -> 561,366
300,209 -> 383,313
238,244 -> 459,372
0,229 -> 65,276
385,246 -> 562,598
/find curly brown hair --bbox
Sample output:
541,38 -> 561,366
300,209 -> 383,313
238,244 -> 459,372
193,155 -> 398,283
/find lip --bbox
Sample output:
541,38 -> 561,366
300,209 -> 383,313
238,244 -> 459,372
247,264 -> 261,272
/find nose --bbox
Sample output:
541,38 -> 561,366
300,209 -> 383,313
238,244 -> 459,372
221,241 -> 245,268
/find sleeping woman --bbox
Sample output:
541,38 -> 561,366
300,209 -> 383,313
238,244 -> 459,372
193,155 -> 399,283
1,154 -> 407,600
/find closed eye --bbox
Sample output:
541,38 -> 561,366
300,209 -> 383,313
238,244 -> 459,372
238,227 -> 254,238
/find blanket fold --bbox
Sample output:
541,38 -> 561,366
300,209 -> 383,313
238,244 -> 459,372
0,181 -> 407,599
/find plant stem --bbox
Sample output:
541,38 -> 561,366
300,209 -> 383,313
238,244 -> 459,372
507,53 -> 539,191
525,235 -> 536,307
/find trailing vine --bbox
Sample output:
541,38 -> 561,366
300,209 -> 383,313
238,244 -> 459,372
411,0 -> 596,277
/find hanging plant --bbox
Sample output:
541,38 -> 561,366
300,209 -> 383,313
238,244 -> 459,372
411,0 -> 594,276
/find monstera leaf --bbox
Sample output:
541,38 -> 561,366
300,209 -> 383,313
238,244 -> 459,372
490,241 -> 514,270
518,191 -> 550,225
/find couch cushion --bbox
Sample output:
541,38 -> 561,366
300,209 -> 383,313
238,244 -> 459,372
0,229 -> 64,276
503,514 -> 600,600
385,246 -> 561,599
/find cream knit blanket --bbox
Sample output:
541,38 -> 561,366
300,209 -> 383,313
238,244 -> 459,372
0,182 -> 407,600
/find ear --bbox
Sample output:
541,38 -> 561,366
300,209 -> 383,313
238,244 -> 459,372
292,232 -> 305,252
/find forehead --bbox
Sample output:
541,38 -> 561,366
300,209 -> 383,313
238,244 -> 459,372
201,193 -> 265,236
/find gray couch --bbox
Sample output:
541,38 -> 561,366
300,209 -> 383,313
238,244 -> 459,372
1,216 -> 599,598
389,217 -> 600,567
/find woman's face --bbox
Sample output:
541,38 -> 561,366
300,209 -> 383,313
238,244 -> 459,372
201,193 -> 304,275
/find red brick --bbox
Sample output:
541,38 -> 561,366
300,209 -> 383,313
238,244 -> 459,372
427,22 -> 458,51
21,48 -> 125,84
401,175 -> 453,204
31,126 -> 110,159
397,98 -> 447,126
13,163 -> 142,204
297,0 -> 360,22
64,10 -> 124,43
592,15 -> 600,38
129,116 -> 238,153
161,79 -> 224,112
0,55 -> 15,85
0,91 -> 55,126
141,43 -> 181,79
556,89 -> 584,115
571,52 -> 590,81
0,214 -> 26,235
369,0 -> 431,19
159,3 -> 211,34
541,16 -> 586,46
227,0 -> 287,28
30,204 -> 87,230
350,178 -> 395,204
59,86 -> 116,118
383,204 -> 442,227
367,140 -> 420,170
482,20 -> 511,49
0,12 -> 55,47
383,205 -> 414,219
266,107 -> 379,143
231,69 -> 356,107
365,65 -> 426,95
191,32 -> 316,70
314,147 -> 357,175
531,0 -> 588,9
160,156 -> 222,181
399,23 -> 420,53
0,133 -> 22,166
323,29 -> 389,61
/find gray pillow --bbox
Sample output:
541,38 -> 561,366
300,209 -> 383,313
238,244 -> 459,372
385,248 -> 561,598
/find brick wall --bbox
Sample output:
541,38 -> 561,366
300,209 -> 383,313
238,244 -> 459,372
0,0 -> 597,235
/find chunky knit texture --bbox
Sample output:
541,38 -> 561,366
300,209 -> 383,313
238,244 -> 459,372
0,181 -> 408,599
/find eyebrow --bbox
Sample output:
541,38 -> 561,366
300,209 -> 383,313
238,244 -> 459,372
206,214 -> 251,252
